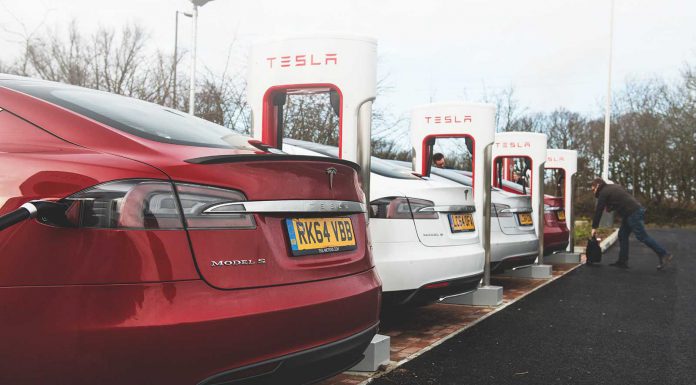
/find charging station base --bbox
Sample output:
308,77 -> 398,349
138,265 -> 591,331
440,285 -> 503,306
500,264 -> 553,279
350,334 -> 390,372
545,252 -> 581,264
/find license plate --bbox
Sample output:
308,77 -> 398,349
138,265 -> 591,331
556,210 -> 566,221
517,212 -> 533,226
285,217 -> 357,256
448,213 -> 475,233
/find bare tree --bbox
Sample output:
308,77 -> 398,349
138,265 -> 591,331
483,87 -> 526,132
21,21 -> 93,86
543,108 -> 586,149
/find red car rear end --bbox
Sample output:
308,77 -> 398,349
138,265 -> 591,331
0,76 -> 380,385
543,195 -> 570,254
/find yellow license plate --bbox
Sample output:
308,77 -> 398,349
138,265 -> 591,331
557,210 -> 566,221
285,217 -> 357,256
517,212 -> 533,226
449,213 -> 475,233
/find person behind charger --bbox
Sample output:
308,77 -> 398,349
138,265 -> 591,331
512,171 -> 527,188
432,153 -> 446,169
590,177 -> 672,270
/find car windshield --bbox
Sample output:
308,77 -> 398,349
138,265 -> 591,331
284,138 -> 420,180
2,80 -> 257,150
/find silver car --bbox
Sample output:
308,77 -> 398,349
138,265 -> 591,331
392,162 -> 539,272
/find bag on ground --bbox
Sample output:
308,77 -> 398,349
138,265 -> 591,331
586,236 -> 602,264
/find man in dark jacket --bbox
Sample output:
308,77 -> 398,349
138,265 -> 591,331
591,178 -> 672,269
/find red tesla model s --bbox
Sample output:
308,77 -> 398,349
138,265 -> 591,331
0,75 -> 381,385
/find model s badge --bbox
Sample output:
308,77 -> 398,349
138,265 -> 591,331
211,259 -> 267,267
326,167 -> 338,190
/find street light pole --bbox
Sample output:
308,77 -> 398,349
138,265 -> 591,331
188,0 -> 215,116
602,0 -> 615,180
189,3 -> 198,115
173,10 -> 192,109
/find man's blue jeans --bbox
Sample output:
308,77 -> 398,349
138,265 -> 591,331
617,208 -> 668,263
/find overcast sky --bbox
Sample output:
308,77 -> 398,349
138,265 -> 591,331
2,0 -> 695,129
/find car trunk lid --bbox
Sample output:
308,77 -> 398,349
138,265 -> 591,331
403,180 -> 480,247
494,191 -> 535,236
544,195 -> 566,225
160,153 -> 373,290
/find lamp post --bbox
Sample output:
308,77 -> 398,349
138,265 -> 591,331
173,10 -> 192,109
602,0 -> 615,180
188,0 -> 215,115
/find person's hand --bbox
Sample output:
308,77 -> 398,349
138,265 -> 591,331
591,228 -> 597,238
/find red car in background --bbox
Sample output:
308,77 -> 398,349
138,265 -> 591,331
541,194 -> 571,254
499,179 -> 570,255
0,75 -> 380,385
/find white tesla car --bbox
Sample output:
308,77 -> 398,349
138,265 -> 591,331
416,166 -> 539,272
282,139 -> 485,306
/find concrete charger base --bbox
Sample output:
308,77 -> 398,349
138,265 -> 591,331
440,285 -> 503,306
545,252 -> 581,264
350,334 -> 391,372
499,264 -> 553,279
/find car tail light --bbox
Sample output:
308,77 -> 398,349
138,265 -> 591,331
175,183 -> 255,229
369,197 -> 437,219
491,203 -> 513,217
56,179 -> 255,230
370,197 -> 411,219
408,198 -> 439,219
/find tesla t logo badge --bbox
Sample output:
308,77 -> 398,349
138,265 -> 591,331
326,167 -> 338,189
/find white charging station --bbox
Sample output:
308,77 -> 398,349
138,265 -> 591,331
493,132 -> 552,279
409,102 -> 500,306
247,34 -> 377,202
247,34 -> 388,372
544,149 -> 581,264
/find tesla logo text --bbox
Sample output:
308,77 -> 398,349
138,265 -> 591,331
266,53 -> 338,68
326,167 -> 337,190
495,141 -> 531,149
547,156 -> 565,162
211,259 -> 267,267
424,115 -> 472,124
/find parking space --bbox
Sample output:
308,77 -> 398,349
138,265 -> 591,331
366,228 -> 694,385
319,263 -> 580,385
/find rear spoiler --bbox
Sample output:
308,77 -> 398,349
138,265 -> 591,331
185,154 -> 361,172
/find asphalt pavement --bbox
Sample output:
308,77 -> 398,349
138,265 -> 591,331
371,228 -> 695,385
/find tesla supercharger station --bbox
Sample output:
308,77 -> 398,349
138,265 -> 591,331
493,132 -> 553,279
247,34 -> 376,205
544,149 -> 581,264
409,102 -> 501,306
247,34 -> 388,372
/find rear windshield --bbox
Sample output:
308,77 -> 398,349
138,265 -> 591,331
2,80 -> 257,150
284,138 -> 420,180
